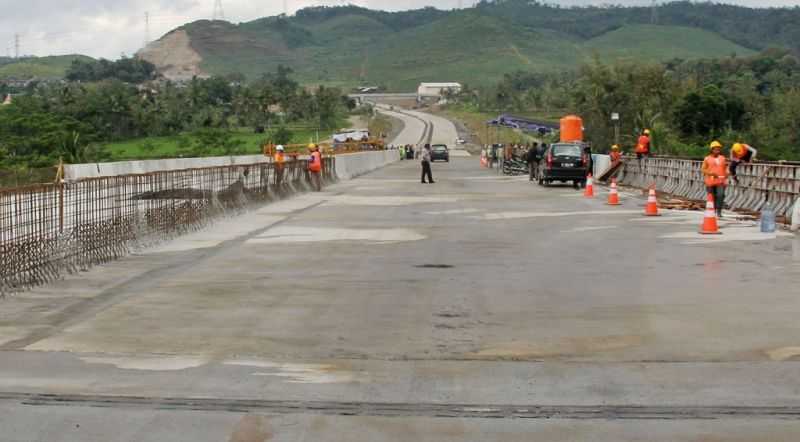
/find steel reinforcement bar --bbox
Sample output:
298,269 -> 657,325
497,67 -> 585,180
617,157 -> 800,217
0,157 -> 336,296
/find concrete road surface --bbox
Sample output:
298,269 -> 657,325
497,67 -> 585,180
1,109 -> 800,441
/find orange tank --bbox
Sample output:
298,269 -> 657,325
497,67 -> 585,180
560,115 -> 584,142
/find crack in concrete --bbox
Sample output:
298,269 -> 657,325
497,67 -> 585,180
2,392 -> 799,420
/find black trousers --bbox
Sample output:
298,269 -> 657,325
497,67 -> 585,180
706,186 -> 725,217
421,161 -> 434,183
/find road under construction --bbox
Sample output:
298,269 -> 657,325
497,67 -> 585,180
1,108 -> 800,441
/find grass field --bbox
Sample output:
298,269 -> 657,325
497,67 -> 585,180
0,55 -> 93,79
103,128 -> 323,161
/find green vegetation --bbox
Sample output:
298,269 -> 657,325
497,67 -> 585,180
444,50 -> 800,160
0,67 -> 352,171
151,1 -> 795,90
103,127 -> 321,161
0,55 -> 94,79
66,57 -> 157,83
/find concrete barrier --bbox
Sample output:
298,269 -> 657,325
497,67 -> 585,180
64,155 -> 269,181
617,157 -> 800,220
334,150 -> 400,180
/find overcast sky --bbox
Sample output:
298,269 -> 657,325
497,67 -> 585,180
2,0 -> 799,60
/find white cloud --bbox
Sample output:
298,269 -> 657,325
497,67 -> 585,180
0,0 -> 798,59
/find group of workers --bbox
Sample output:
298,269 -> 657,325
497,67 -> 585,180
702,140 -> 758,217
271,143 -> 324,191
610,129 -> 757,218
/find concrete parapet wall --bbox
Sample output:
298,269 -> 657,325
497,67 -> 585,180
617,157 -> 800,220
334,150 -> 400,180
64,155 -> 269,181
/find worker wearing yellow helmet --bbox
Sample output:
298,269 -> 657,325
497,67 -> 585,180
702,141 -> 728,218
610,144 -> 622,163
307,143 -> 323,191
635,129 -> 651,159
729,142 -> 757,184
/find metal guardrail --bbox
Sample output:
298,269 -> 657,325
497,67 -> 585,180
617,157 -> 800,217
0,157 -> 335,295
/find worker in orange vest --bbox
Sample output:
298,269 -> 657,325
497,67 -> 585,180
635,129 -> 651,159
610,144 -> 622,164
729,142 -> 758,184
274,145 -> 286,187
702,141 -> 728,218
308,143 -> 323,192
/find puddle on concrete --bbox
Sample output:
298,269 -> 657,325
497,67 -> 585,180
228,415 -> 272,442
467,335 -> 643,360
765,347 -> 800,361
662,228 -> 793,245
324,195 -> 461,206
424,208 -> 481,215
248,226 -> 425,244
80,355 -> 209,371
478,210 -> 641,221
225,360 -> 357,384
563,225 -> 618,233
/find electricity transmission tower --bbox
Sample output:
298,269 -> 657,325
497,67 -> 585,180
283,0 -> 288,16
212,0 -> 225,21
14,34 -> 19,59
144,12 -> 151,47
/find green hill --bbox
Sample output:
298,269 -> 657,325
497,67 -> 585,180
585,25 -> 755,60
0,55 -> 94,79
138,1 -> 797,90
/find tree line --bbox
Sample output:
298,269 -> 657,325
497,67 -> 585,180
0,66 -> 354,168
447,50 -> 800,160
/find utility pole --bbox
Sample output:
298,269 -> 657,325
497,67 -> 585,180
144,12 -> 151,47
14,33 -> 20,59
213,0 -> 225,21
283,0 -> 289,16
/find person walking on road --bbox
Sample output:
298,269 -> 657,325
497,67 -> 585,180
274,145 -> 286,187
702,141 -> 728,218
730,142 -> 758,183
421,144 -> 435,184
526,142 -> 540,181
308,143 -> 323,192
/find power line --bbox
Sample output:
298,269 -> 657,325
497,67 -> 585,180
212,0 -> 225,21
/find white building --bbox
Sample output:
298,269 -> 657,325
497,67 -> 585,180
417,82 -> 462,101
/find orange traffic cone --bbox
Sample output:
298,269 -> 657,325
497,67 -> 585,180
584,174 -> 595,198
607,178 -> 621,205
480,156 -> 487,168
644,186 -> 661,216
699,193 -> 722,235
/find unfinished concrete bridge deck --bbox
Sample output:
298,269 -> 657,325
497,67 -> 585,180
2,111 -> 800,441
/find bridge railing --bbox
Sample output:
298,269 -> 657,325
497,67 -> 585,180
0,157 -> 336,296
617,156 -> 800,217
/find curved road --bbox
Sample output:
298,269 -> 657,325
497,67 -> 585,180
377,104 -> 470,157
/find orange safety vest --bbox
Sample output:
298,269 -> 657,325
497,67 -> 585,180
703,154 -> 728,187
610,151 -> 622,163
274,152 -> 285,167
635,135 -> 650,154
309,151 -> 322,173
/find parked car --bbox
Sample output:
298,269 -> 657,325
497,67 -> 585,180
538,143 -> 589,188
431,144 -> 450,162
455,138 -> 466,145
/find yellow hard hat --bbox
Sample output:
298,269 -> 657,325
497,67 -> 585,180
611,144 -> 620,150
308,143 -> 317,149
643,129 -> 651,135
732,143 -> 745,156
710,140 -> 723,149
